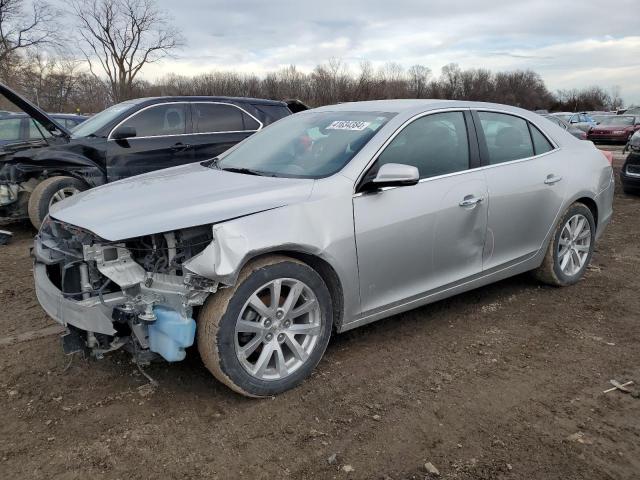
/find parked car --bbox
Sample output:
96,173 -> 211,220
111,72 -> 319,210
0,112 -> 87,147
621,130 -> 640,194
0,83 -> 299,228
549,112 -> 596,132
541,114 -> 587,140
587,115 -> 640,143
33,100 -> 614,397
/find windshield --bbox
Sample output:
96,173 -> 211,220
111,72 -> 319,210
70,100 -> 143,138
216,111 -> 394,178
596,116 -> 634,126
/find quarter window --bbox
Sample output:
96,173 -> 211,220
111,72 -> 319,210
375,111 -> 470,179
477,112 -> 534,164
120,104 -> 187,137
192,103 -> 259,133
530,124 -> 553,155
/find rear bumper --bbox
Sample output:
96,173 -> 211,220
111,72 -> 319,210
33,261 -> 122,335
621,155 -> 640,190
588,134 -> 630,143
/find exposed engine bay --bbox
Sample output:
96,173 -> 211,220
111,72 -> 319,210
35,218 -> 218,363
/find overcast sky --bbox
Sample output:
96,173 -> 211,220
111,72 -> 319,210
76,0 -> 640,105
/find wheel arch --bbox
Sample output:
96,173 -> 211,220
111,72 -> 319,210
240,249 -> 345,330
573,196 -> 599,231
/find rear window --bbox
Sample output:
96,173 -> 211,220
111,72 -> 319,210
192,103 -> 259,133
478,112 -> 534,164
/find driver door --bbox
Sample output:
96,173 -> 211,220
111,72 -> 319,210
353,110 -> 488,315
106,103 -> 193,182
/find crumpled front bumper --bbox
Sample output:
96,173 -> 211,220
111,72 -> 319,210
33,260 -> 124,336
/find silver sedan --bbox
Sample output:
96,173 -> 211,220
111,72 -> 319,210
33,100 -> 614,396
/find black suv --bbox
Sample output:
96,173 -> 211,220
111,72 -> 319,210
0,83 -> 301,228
621,131 -> 640,195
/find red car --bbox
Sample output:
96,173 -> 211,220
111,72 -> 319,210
588,115 -> 640,143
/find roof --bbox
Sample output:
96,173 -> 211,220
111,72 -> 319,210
310,99 -> 540,118
0,112 -> 88,119
133,96 -> 288,107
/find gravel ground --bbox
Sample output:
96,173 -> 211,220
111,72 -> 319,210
0,145 -> 638,480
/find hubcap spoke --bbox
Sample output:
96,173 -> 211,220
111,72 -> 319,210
248,294 -> 271,318
239,335 -> 263,358
236,319 -> 266,334
253,342 -> 275,377
281,283 -> 303,316
290,299 -> 317,318
287,323 -> 321,336
284,332 -> 309,362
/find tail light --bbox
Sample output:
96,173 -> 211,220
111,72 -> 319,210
580,131 -> 587,140
599,149 -> 614,165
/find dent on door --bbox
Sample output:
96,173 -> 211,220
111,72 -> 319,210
353,171 -> 488,316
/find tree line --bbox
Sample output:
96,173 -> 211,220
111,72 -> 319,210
0,0 -> 630,115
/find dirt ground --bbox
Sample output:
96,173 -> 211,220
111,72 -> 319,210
1,145 -> 639,480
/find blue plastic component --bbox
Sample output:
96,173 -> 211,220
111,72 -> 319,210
148,306 -> 196,362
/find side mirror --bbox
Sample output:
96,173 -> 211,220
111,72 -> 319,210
111,125 -> 137,140
361,163 -> 419,191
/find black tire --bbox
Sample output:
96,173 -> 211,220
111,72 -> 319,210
27,176 -> 87,230
197,255 -> 333,397
533,202 -> 596,287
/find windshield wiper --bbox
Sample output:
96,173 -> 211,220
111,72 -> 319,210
221,167 -> 266,176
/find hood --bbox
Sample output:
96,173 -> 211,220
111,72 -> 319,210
0,83 -> 71,140
49,162 -> 315,241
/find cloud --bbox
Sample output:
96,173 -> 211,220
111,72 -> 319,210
57,0 -> 640,105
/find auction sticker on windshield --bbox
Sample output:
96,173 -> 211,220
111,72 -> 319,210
326,120 -> 371,131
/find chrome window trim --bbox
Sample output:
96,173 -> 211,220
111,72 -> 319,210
107,101 -> 263,141
353,106 -> 560,197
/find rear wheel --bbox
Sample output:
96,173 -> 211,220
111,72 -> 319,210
197,256 -> 333,397
28,176 -> 87,229
534,202 -> 595,286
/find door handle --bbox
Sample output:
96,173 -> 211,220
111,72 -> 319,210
544,174 -> 563,185
171,143 -> 191,152
459,195 -> 484,207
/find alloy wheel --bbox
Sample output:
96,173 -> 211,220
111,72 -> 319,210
558,214 -> 591,276
48,187 -> 81,207
234,278 -> 322,381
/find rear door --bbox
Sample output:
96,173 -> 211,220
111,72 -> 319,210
189,102 -> 262,162
106,103 -> 192,181
473,110 -> 567,271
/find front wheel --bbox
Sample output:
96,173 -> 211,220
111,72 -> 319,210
28,176 -> 87,229
197,256 -> 333,397
534,202 -> 596,286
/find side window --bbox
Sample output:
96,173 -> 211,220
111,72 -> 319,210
375,112 -> 469,179
0,117 -> 23,141
121,104 -> 187,137
529,124 -> 553,155
477,112 -> 534,164
192,103 -> 259,133
64,119 -> 81,129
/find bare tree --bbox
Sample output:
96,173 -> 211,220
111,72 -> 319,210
0,0 -> 59,67
71,0 -> 182,102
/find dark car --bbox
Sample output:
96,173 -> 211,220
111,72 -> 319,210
0,83 -> 299,228
0,112 -> 87,147
621,131 -> 640,195
588,115 -> 640,143
541,114 -> 587,140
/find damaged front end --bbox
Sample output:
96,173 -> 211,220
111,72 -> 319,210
33,218 -> 218,363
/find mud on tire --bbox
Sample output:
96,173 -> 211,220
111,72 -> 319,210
533,202 -> 596,287
197,255 -> 333,397
28,176 -> 87,230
